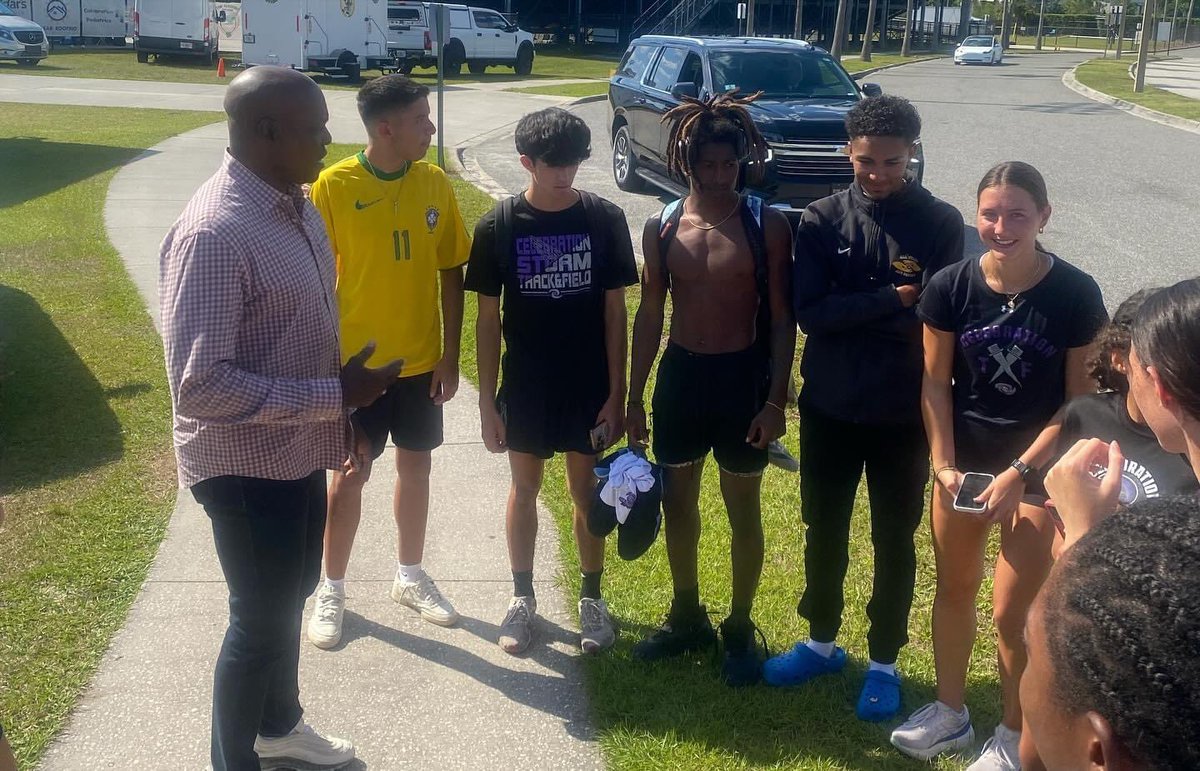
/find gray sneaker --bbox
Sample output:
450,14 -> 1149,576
390,573 -> 459,627
579,597 -> 616,653
307,583 -> 346,649
254,720 -> 355,770
498,595 -> 537,654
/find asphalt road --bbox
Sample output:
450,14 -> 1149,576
467,51 -> 1200,306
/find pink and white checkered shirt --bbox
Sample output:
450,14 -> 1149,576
160,152 -> 348,489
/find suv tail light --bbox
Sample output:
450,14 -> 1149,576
203,16 -> 210,42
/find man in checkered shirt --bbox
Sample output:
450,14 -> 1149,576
160,66 -> 401,771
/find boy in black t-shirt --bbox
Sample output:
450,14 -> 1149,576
465,108 -> 639,656
765,96 -> 963,721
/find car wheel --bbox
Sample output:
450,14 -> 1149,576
468,60 -> 487,75
443,39 -> 465,77
136,50 -> 148,63
612,124 -> 643,192
514,43 -> 533,76
954,59 -> 962,65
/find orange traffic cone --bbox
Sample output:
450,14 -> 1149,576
217,57 -> 226,78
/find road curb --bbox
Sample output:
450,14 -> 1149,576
850,54 -> 944,80
1062,62 -> 1200,136
570,93 -> 608,105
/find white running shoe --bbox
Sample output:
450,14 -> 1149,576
390,573 -> 459,627
498,595 -> 537,654
306,583 -> 346,649
579,597 -> 616,653
967,724 -> 1022,771
254,720 -> 355,770
890,701 -> 975,761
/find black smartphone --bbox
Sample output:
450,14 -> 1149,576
953,472 -> 995,514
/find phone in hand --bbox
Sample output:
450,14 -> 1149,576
953,472 -> 995,514
589,423 -> 609,452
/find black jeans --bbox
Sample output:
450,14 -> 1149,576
191,471 -> 327,771
796,407 -> 929,664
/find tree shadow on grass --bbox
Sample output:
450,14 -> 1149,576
0,285 -> 123,493
0,138 -> 153,209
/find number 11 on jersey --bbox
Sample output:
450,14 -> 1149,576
393,229 -> 411,261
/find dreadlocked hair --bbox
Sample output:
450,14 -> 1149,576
661,90 -> 770,186
1042,495 -> 1200,769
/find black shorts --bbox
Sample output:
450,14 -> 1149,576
651,342 -> 769,475
498,353 -> 607,460
955,424 -> 1048,499
355,372 -> 443,457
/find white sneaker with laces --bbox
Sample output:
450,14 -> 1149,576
890,701 -> 975,761
579,597 -> 616,653
306,583 -> 346,649
498,595 -> 537,654
254,720 -> 355,770
390,573 -> 459,627
967,724 -> 1022,771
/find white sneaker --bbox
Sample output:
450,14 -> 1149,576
306,583 -> 345,649
579,597 -> 616,653
254,720 -> 355,770
498,595 -> 537,654
967,724 -> 1021,771
891,701 -> 975,761
390,573 -> 459,627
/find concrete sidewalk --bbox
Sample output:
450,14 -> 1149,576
34,79 -> 604,770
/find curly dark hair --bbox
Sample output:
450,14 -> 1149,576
661,90 -> 769,186
1042,495 -> 1200,769
844,94 -> 922,142
514,107 -> 592,167
1088,288 -> 1160,393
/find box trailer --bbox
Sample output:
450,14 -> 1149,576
133,0 -> 218,61
241,0 -> 398,79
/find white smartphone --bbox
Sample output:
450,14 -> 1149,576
953,472 -> 995,514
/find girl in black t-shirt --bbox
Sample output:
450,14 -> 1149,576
1051,289 -> 1198,523
891,162 -> 1107,766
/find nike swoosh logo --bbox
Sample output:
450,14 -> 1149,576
355,198 -> 382,210
837,246 -> 851,255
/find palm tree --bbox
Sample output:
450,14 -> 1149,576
861,0 -> 880,60
832,0 -> 850,56
901,0 -> 914,54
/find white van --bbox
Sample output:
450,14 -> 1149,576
240,0 -> 396,79
415,2 -> 534,76
133,0 -> 219,62
0,0 -> 48,65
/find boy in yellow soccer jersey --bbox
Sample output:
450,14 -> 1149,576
307,75 -> 470,648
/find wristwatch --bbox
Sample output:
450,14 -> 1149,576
1010,458 -> 1038,482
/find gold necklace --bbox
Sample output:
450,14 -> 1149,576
686,196 -> 741,231
360,153 -> 411,214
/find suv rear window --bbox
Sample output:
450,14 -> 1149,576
617,45 -> 655,80
709,49 -> 858,99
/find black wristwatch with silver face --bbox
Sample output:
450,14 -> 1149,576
1010,458 -> 1038,481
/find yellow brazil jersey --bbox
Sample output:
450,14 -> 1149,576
310,153 -> 471,375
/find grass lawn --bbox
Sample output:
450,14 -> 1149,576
0,104 -> 220,768
507,81 -> 610,98
433,165 -> 1003,768
1075,57 -> 1200,122
843,53 -> 943,74
0,47 -> 615,88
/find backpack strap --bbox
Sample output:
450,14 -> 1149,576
656,197 -> 686,288
740,194 -> 769,303
578,190 -> 608,262
493,195 -> 517,277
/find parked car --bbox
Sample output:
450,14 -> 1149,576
400,2 -> 535,76
954,34 -> 1003,65
0,0 -> 48,66
609,35 -> 924,218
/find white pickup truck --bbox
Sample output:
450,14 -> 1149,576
387,1 -> 534,76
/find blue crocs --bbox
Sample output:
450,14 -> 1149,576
856,669 -> 902,722
762,642 -> 847,687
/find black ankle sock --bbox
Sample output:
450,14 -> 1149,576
672,586 -> 701,615
730,604 -> 752,624
581,570 -> 603,600
513,570 -> 535,598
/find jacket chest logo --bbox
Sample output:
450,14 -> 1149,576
891,256 -> 921,277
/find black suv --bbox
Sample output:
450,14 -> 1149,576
608,36 -> 924,217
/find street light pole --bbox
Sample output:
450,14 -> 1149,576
1135,0 -> 1154,91
1035,0 -> 1046,49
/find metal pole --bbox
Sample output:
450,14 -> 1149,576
436,3 -> 445,169
1168,0 -> 1179,52
747,0 -> 756,35
1001,0 -> 1011,47
1135,0 -> 1154,91
793,0 -> 804,39
1117,6 -> 1126,57
1185,0 -> 1195,43
1035,0 -> 1045,49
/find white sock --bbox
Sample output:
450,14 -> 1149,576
868,659 -> 896,676
398,562 -> 425,583
936,700 -> 968,718
805,638 -> 836,658
324,577 -> 345,594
